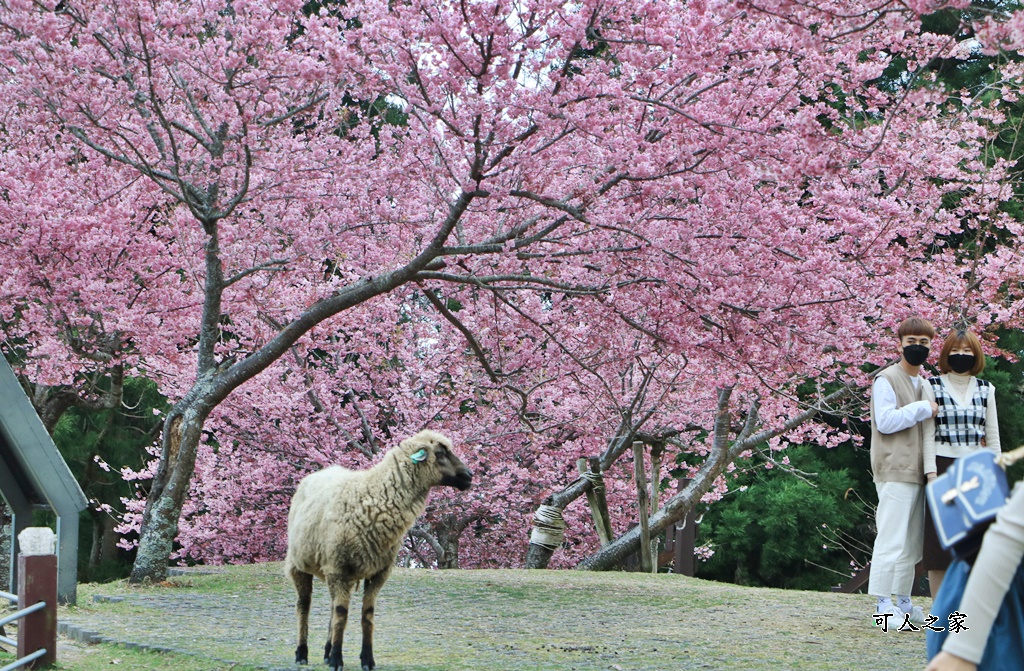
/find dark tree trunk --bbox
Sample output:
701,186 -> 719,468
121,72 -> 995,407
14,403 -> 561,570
575,386 -> 852,571
88,510 -> 102,569
129,410 -> 207,583
438,535 -> 461,569
525,423 -> 656,569
100,515 -> 120,564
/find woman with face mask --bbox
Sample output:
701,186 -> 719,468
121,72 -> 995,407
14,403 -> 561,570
923,329 -> 1000,598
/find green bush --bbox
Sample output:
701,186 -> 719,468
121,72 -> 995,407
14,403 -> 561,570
696,443 -> 871,591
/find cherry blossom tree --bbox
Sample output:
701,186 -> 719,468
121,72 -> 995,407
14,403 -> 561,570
4,0 -> 1024,579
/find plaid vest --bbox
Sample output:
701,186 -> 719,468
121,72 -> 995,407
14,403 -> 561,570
931,377 -> 990,448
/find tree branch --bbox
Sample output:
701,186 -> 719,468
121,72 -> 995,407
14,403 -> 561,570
419,285 -> 500,383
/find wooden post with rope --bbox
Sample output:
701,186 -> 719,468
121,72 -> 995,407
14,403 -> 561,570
589,457 -> 614,545
648,441 -> 665,568
632,441 -> 654,573
578,458 -> 613,546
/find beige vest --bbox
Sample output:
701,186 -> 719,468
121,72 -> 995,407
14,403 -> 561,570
870,365 -> 925,484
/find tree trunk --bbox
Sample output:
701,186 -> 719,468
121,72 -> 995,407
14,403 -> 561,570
438,535 -> 461,569
129,410 -> 206,583
576,386 -> 853,571
126,192 -> 476,583
524,496 -> 569,568
409,515 -> 477,569
88,510 -> 102,570
101,514 -> 120,564
525,423 -> 668,569
575,454 -> 729,571
524,533 -> 556,568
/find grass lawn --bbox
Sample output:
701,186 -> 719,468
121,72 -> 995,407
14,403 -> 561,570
2,563 -> 930,670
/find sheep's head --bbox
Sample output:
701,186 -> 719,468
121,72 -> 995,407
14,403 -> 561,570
400,430 -> 473,491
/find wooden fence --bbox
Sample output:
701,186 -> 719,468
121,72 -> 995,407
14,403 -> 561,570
0,549 -> 57,670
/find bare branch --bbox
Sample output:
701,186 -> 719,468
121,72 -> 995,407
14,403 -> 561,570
407,524 -> 446,566
420,285 -> 500,383
510,189 -> 589,223
259,91 -> 331,128
224,258 -> 291,288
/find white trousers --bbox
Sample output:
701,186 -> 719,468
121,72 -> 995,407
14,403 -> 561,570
868,481 -> 924,597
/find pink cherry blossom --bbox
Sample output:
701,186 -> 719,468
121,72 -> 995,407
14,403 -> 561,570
1,0 -> 1021,572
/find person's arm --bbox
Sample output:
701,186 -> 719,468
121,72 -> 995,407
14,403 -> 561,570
922,381 -> 937,478
873,377 -> 933,434
983,384 -> 1000,454
937,483 -> 1024,665
925,653 -> 975,671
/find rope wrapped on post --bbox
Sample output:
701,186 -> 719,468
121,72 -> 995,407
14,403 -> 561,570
529,504 -> 567,551
580,468 -> 605,493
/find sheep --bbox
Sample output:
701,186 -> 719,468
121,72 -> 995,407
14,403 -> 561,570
285,429 -> 473,670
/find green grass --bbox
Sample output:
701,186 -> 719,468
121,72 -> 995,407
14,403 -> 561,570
14,563 -> 933,670
1,639 -> 264,671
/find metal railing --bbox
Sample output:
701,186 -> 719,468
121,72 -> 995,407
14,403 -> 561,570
0,590 -> 48,671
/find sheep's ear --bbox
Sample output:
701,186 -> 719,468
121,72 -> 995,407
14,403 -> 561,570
410,448 -> 428,463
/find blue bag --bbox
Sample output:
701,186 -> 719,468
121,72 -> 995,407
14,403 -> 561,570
926,557 -> 1024,670
926,451 -> 1010,558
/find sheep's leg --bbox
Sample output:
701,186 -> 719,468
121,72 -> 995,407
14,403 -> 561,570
326,575 -> 357,671
289,568 -> 314,665
360,568 -> 391,671
323,618 -> 332,664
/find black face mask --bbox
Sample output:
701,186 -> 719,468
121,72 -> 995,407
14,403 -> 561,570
902,344 -> 930,367
948,354 -> 976,374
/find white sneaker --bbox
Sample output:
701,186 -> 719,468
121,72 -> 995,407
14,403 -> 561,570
906,605 -> 926,626
871,606 -> 904,631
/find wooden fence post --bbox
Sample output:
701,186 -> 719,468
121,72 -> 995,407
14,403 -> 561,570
648,442 -> 665,568
588,457 -> 614,544
578,457 -> 613,546
17,552 -> 57,668
632,441 -> 654,573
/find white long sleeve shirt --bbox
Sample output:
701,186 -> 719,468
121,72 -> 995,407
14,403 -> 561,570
872,375 -> 934,434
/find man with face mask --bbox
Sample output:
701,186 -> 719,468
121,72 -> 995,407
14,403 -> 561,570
868,317 -> 939,627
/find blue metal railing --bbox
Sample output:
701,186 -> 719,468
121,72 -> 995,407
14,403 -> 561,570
0,590 -> 47,671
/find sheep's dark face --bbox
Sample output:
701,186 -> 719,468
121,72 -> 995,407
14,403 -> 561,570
403,430 -> 473,491
433,440 -> 473,491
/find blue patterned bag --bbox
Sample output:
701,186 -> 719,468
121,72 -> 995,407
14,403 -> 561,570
926,451 -> 1010,559
926,557 -> 1024,670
